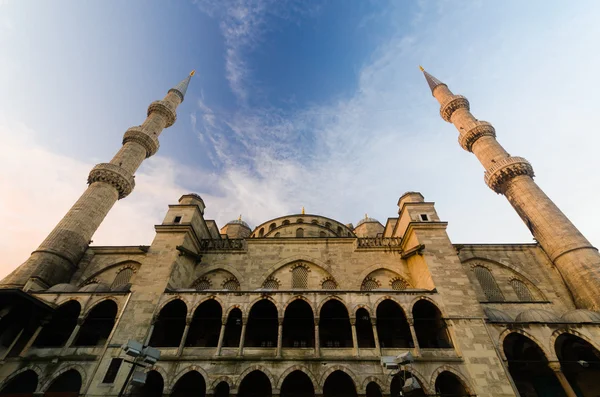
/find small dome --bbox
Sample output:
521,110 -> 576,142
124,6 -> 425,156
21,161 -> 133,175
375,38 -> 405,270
226,219 -> 250,229
47,283 -> 78,293
356,217 -> 380,227
515,309 -> 559,323
79,283 -> 111,293
484,308 -> 514,323
561,309 -> 600,324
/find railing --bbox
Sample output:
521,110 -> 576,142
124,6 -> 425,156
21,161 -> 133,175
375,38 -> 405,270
199,239 -> 245,251
357,237 -> 402,248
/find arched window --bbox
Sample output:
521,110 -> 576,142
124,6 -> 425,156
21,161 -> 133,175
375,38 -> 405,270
361,277 -> 379,291
259,228 -> 264,237
323,371 -> 356,397
283,300 -> 314,347
412,300 -> 452,348
223,308 -> 242,347
434,372 -> 469,397
171,371 -> 206,397
149,300 -> 187,347
238,371 -> 271,397
43,369 -> 81,397
136,370 -> 164,397
274,232 -> 281,237
321,278 -> 337,290
319,231 -> 326,238
356,308 -> 375,348
391,278 -> 408,291
214,381 -> 229,397
281,371 -> 314,397
34,300 -> 81,348
337,226 -> 342,235
186,300 -> 222,347
296,228 -> 304,238
297,218 -> 304,224
391,372 -> 426,397
223,278 -> 240,291
473,266 -> 505,301
376,300 -> 413,348
193,277 -> 211,291
311,219 -> 318,225
0,370 -> 38,396
111,267 -> 134,289
283,220 -> 290,226
292,265 -> 309,289
366,382 -> 383,397
555,333 -> 600,396
263,277 -> 280,290
74,300 -> 118,346
269,223 -> 276,231
246,300 -> 278,347
325,222 -> 332,229
510,279 -> 533,301
320,300 -> 352,348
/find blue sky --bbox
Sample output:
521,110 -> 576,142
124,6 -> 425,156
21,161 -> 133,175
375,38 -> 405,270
1,0 -> 599,277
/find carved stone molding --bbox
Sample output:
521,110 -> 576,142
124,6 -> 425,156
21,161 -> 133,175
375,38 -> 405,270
439,95 -> 470,122
484,156 -> 534,194
147,100 -> 176,127
459,121 -> 496,152
88,163 -> 135,199
123,127 -> 160,158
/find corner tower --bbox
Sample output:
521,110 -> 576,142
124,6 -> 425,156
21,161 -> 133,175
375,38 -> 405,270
420,66 -> 600,310
2,71 -> 195,290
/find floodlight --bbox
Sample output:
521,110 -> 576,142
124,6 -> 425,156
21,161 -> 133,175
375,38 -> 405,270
381,356 -> 399,370
394,351 -> 414,365
402,377 -> 422,393
142,346 -> 161,365
123,340 -> 143,358
130,371 -> 147,386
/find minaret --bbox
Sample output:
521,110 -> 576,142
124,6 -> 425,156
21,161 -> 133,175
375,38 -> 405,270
2,71 -> 195,291
420,66 -> 600,310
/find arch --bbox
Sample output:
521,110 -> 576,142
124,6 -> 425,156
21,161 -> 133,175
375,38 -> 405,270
317,295 -> 348,314
280,370 -> 315,397
283,299 -> 315,348
365,382 -> 382,397
111,266 -> 135,289
322,369 -> 357,397
136,370 -> 164,397
376,299 -> 413,348
223,278 -> 240,291
283,296 -> 316,316
276,366 -> 318,390
498,328 -> 553,361
214,381 -> 230,397
211,377 -> 235,393
319,299 -> 352,348
236,366 -> 276,389
432,369 -> 473,397
195,264 -> 246,290
74,299 -> 118,346
247,295 -> 280,315
373,295 -> 404,313
0,369 -> 38,395
407,296 -> 448,318
412,299 -> 452,348
321,277 -> 337,290
296,228 -> 304,238
550,328 -> 600,355
246,299 -> 278,347
192,277 -> 212,291
510,278 -> 533,301
186,299 -> 222,347
258,256 -> 335,290
472,265 -> 505,301
34,300 -> 81,348
79,260 -> 141,288
554,332 -> 600,396
390,370 -> 428,397
259,228 -> 265,237
355,308 -> 375,348
42,368 -> 82,396
356,264 -> 411,288
238,370 -> 272,397
269,223 -> 277,231
263,277 -> 280,290
149,299 -> 187,347
190,296 -> 226,316
223,308 -> 243,347
361,377 -> 386,395
318,366 -> 357,390
170,370 -> 206,397
361,276 -> 380,291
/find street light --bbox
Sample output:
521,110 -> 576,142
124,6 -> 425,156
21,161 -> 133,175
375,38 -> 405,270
118,340 -> 161,397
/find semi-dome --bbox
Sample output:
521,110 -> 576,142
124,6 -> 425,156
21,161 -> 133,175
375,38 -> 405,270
561,309 -> 600,324
47,283 -> 78,293
515,309 -> 559,323
484,308 -> 513,323
79,283 -> 111,293
356,216 -> 380,227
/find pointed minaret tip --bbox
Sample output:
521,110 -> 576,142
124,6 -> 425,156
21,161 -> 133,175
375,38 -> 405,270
419,66 -> 446,95
419,65 -> 425,72
190,70 -> 196,76
169,71 -> 195,102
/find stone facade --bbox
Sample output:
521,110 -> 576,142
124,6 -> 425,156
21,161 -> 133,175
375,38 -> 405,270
0,72 -> 598,397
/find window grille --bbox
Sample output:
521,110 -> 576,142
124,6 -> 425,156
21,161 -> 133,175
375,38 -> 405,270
292,266 -> 309,289
391,278 -> 408,290
322,279 -> 337,290
111,267 -> 134,289
473,266 -> 505,301
223,279 -> 240,291
193,278 -> 211,291
361,277 -> 379,291
511,279 -> 533,301
263,278 -> 279,290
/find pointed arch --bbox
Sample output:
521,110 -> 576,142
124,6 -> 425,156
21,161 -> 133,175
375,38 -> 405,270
360,376 -> 387,395
276,366 -> 318,390
0,367 -> 42,395
74,299 -> 118,346
550,328 -> 600,355
317,295 -> 348,314
211,376 -> 235,394
78,260 -> 141,288
283,295 -> 315,316
430,366 -> 475,396
498,328 -> 553,361
190,295 -> 225,316
168,366 -> 210,393
40,365 -> 86,394
235,366 -> 276,389
195,264 -> 246,290
258,256 -> 335,289
170,370 -> 206,397
318,366 -> 357,390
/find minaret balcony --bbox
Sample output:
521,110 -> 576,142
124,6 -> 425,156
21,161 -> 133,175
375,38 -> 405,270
484,156 -> 535,194
123,127 -> 160,157
439,95 -> 470,122
458,121 -> 496,152
88,163 -> 135,199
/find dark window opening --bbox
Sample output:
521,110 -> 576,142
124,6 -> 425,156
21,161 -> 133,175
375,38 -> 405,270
269,223 -> 276,231
74,300 -> 118,346
420,214 -> 429,221
259,228 -> 265,237
102,358 -> 123,384
131,370 -> 163,397
173,216 -> 182,223
434,371 -> 470,397
412,300 -> 452,348
246,300 -> 278,347
238,370 -> 272,397
376,300 -> 413,348
356,308 -> 375,348
391,372 -> 426,397
319,300 -> 352,348
148,299 -> 187,347
281,370 -> 315,397
214,381 -> 230,397
34,301 -> 81,348
171,371 -> 206,397
283,300 -> 314,348
296,228 -> 304,238
319,231 -> 326,238
44,369 -> 82,397
223,308 -> 243,347
186,300 -> 222,347
323,371 -> 356,397
555,333 -> 600,397
0,369 -> 38,396
366,382 -> 382,397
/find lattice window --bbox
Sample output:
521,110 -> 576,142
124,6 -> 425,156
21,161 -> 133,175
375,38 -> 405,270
321,278 -> 337,290
296,228 -> 304,238
193,277 -> 211,291
292,265 -> 309,289
511,279 -> 533,301
263,277 -> 280,290
473,266 -> 505,301
390,277 -> 408,291
111,267 -> 134,289
361,277 -> 380,291
223,278 -> 240,291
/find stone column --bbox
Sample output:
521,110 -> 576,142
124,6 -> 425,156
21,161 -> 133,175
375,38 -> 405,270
314,317 -> 320,357
548,362 -> 578,397
144,318 -> 156,346
371,318 -> 381,354
177,317 -> 192,356
60,316 -> 84,354
215,319 -> 226,356
350,317 -> 359,356
277,318 -> 284,358
237,317 -> 247,356
0,328 -> 24,361
407,318 -> 420,356
19,318 -> 48,357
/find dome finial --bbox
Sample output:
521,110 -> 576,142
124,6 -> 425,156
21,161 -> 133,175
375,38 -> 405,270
365,213 -> 368,220
301,206 -> 305,215
238,214 -> 242,221
419,65 -> 425,72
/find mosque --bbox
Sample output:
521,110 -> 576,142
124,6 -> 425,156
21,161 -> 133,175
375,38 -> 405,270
0,68 -> 598,397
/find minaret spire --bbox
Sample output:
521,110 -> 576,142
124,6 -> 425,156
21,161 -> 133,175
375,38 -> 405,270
419,66 -> 446,95
421,67 -> 600,310
2,72 -> 195,290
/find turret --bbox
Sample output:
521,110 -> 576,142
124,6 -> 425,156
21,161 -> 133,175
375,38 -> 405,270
420,66 -> 600,310
2,71 -> 195,291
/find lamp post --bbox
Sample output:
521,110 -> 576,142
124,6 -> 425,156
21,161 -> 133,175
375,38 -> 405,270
118,340 -> 161,397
